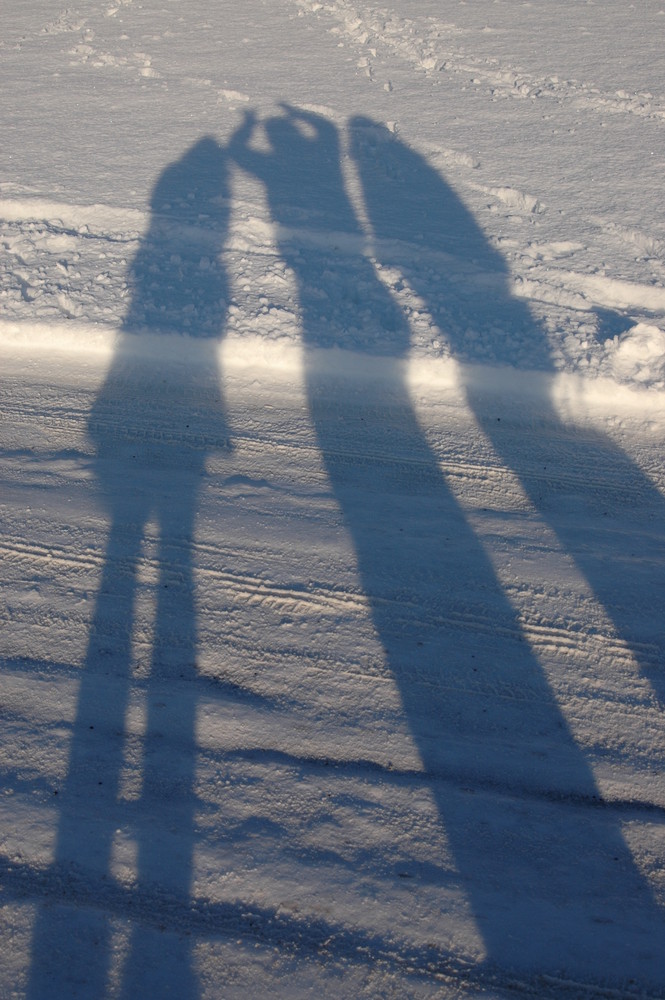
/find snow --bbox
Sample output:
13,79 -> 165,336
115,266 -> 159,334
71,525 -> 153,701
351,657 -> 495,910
2,1 -> 665,997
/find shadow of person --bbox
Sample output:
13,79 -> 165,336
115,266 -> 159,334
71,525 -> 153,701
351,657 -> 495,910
350,116 -> 665,710
27,137 -> 230,1000
231,107 -> 665,988
349,113 -> 665,980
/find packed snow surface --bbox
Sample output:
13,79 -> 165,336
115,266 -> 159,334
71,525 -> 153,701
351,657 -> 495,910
2,2 -> 665,997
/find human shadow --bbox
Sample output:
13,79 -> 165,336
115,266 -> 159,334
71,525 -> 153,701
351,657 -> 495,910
350,115 -> 665,709
231,107 -> 665,988
27,137 -> 230,999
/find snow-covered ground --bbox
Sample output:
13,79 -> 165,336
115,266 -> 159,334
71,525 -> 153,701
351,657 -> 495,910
2,2 -> 665,997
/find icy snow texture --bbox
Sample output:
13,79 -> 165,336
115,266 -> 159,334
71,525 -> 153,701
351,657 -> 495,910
2,1 -> 665,998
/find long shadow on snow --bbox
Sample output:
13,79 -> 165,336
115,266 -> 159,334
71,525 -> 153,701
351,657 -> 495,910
27,137 -> 230,1000
231,107 -> 665,987
350,116 -> 665,710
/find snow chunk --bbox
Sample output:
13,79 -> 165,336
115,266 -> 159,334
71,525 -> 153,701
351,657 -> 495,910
609,323 -> 665,388
488,186 -> 545,215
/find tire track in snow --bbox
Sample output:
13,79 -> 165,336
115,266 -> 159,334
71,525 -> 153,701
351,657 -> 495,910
2,657 -> 662,821
4,385 -> 663,508
3,850 -> 654,1000
1,530 -> 660,680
